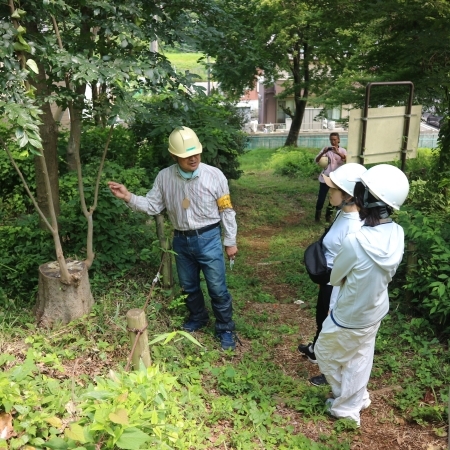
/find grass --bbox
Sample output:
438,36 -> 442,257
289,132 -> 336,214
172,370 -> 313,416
1,146 -> 449,449
164,52 -> 213,81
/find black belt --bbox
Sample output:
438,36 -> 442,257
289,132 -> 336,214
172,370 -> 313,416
174,222 -> 220,237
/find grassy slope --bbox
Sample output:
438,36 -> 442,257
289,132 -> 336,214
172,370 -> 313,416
165,52 -> 212,81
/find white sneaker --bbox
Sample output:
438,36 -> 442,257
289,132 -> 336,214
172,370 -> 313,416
361,398 -> 371,411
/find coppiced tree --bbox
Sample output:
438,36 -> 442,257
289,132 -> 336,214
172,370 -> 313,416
0,0 -> 203,325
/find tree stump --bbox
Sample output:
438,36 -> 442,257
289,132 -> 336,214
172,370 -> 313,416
34,259 -> 94,327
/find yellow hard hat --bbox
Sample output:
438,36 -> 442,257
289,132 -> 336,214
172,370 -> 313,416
168,126 -> 203,157
318,156 -> 329,168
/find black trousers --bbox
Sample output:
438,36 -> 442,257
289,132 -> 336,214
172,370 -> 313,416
315,182 -> 334,218
313,284 -> 333,347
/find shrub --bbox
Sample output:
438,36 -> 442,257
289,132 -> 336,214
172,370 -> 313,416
269,147 -> 320,178
131,93 -> 247,180
0,161 -> 162,303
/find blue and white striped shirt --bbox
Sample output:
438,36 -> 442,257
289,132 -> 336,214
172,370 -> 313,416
128,163 -> 237,246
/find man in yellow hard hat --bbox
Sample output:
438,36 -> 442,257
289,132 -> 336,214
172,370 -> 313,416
108,126 -> 238,350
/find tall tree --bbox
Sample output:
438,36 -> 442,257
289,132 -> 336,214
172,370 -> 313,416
323,0 -> 450,169
195,0 -> 355,146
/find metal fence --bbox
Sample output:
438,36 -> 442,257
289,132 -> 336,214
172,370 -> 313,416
245,134 -> 348,149
245,133 -> 439,150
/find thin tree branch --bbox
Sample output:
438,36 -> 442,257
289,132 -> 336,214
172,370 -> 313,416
1,138 -> 72,284
1,139 -> 53,232
92,124 -> 114,211
50,15 -> 63,49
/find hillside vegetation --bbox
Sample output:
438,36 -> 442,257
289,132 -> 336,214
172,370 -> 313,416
165,52 -> 212,81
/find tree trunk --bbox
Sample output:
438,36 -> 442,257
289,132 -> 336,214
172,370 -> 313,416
35,259 -> 94,327
34,101 -> 60,225
28,20 -> 60,225
155,214 -> 173,289
66,84 -> 86,171
285,98 -> 307,146
284,41 -> 309,147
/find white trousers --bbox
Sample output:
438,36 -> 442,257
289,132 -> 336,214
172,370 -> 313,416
315,316 -> 381,425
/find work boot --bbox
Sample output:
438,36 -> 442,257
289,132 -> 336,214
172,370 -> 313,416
315,209 -> 322,223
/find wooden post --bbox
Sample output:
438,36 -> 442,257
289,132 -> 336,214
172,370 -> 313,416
155,214 -> 173,288
126,309 -> 151,370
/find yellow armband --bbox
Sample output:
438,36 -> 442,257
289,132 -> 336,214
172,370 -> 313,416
217,194 -> 233,212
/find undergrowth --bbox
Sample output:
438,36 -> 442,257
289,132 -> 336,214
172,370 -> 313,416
1,147 -> 448,449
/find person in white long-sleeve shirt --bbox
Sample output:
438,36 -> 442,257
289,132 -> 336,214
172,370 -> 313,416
298,164 -> 366,383
315,164 -> 410,427
108,126 -> 238,351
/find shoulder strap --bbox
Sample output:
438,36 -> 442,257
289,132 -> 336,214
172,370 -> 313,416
321,209 -> 341,240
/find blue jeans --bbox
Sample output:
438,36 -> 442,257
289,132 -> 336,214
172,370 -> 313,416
173,226 -> 235,332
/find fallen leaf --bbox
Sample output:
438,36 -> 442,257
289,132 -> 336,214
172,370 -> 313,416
0,412 -> 14,440
426,444 -> 441,450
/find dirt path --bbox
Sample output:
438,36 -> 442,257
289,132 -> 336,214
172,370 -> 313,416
236,212 -> 446,450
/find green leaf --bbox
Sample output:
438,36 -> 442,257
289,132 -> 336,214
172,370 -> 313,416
109,408 -> 129,425
18,134 -> 29,148
15,128 -> 25,139
116,428 -> 151,449
176,330 -> 204,347
13,42 -> 30,52
44,437 -> 69,450
26,59 -> 39,74
149,332 -> 173,345
65,423 -> 87,443
28,137 -> 43,149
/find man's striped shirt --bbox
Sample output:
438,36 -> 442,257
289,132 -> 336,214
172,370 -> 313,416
128,163 -> 237,246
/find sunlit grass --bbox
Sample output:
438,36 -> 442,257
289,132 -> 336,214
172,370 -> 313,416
165,52 -> 213,81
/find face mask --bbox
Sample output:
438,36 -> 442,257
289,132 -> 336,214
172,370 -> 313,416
177,165 -> 199,179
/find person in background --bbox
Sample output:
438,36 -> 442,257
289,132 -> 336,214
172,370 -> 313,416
298,163 -> 367,386
108,126 -> 238,351
314,164 -> 409,427
314,133 -> 347,223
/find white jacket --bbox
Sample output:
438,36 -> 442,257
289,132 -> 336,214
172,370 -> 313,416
330,222 -> 405,328
322,211 -> 363,310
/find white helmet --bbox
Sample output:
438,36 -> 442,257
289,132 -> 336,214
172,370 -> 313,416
168,126 -> 203,157
318,156 -> 329,168
323,163 -> 367,197
360,164 -> 409,210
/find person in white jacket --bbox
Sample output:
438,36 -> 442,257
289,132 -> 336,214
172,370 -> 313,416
298,164 -> 366,387
314,164 -> 410,427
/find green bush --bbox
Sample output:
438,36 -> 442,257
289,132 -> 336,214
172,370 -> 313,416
0,351 -> 208,449
269,147 -> 320,178
58,125 -> 141,175
398,208 -> 450,327
131,93 -> 247,180
0,161 -> 161,303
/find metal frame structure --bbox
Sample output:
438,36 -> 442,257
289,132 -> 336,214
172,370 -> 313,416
360,81 -> 414,171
